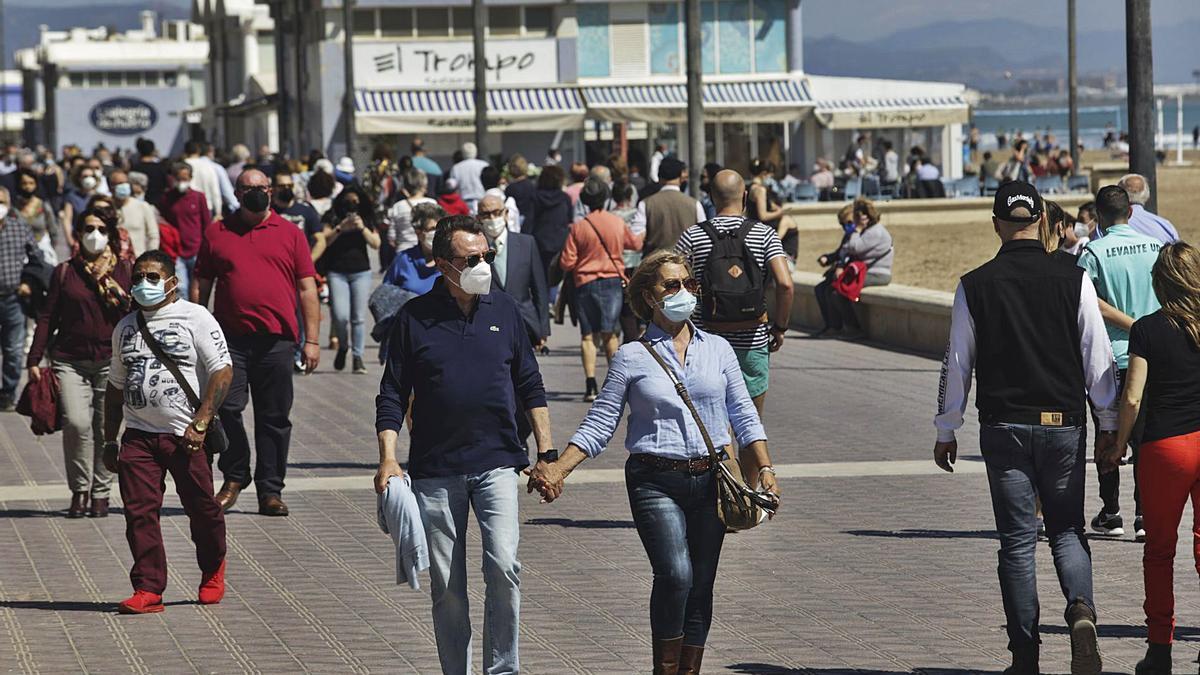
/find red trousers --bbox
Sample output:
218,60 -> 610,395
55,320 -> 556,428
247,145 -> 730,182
1140,429 -> 1200,644
118,428 -> 226,595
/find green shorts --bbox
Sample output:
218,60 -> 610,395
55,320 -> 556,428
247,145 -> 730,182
733,346 -> 770,399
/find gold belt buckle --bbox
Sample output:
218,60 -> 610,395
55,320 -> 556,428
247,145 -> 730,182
1040,412 -> 1063,426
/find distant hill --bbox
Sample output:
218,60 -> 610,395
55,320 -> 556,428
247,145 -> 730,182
2,1 -> 191,68
805,18 -> 1200,91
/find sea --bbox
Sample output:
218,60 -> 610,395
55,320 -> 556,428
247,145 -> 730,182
972,99 -> 1200,151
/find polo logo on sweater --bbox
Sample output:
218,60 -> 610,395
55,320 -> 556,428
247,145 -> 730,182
490,325 -> 500,332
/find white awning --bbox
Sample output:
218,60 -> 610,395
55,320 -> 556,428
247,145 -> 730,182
354,87 -> 585,134
814,95 -> 969,129
581,79 -> 812,124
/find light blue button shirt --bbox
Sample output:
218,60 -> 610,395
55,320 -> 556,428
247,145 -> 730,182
569,323 -> 767,460
1125,204 -> 1180,244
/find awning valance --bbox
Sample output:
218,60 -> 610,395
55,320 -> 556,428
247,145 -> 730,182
581,79 -> 812,123
814,95 -> 969,129
354,87 -> 585,134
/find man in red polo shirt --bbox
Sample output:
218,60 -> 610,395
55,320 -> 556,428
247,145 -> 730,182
192,169 -> 321,517
160,162 -> 211,294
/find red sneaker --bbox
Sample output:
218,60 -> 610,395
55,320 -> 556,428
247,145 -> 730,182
118,590 -> 164,614
198,560 -> 226,605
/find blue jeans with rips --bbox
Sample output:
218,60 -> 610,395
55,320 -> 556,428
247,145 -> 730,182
980,422 -> 1095,651
413,466 -> 521,675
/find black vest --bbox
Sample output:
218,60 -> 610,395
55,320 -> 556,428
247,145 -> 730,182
961,239 -> 1087,419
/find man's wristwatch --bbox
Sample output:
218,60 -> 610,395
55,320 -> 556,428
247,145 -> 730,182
191,417 -> 209,434
537,448 -> 559,463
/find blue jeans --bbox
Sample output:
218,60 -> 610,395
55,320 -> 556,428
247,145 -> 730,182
174,255 -> 197,297
625,456 -> 727,645
327,270 -> 372,358
414,467 -> 521,675
0,293 -> 23,399
575,277 -> 623,337
980,423 -> 1094,651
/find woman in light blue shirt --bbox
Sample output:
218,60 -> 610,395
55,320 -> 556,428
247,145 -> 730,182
528,250 -> 779,673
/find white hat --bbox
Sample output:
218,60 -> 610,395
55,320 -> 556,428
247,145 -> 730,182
336,156 -> 355,174
314,158 -> 334,174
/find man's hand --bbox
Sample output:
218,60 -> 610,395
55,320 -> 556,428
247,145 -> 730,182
934,440 -> 958,473
302,343 -> 320,373
182,421 -> 206,454
1095,431 -> 1122,474
769,326 -> 786,353
27,366 -> 40,383
817,255 -> 830,267
525,460 -> 565,503
375,458 -> 404,494
102,443 -> 119,473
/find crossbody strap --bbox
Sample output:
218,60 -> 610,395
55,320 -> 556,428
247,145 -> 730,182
583,215 -> 627,283
637,339 -> 722,464
135,310 -> 200,410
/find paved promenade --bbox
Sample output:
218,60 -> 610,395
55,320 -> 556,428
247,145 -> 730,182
0,320 -> 1193,673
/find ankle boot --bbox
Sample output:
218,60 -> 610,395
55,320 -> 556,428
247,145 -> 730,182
67,492 -> 88,518
1135,642 -> 1172,674
1004,644 -> 1039,675
679,644 -> 704,675
652,635 -> 684,675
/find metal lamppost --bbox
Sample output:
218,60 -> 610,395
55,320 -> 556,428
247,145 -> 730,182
342,0 -> 356,161
1067,0 -> 1079,175
1125,0 -> 1156,211
473,0 -> 487,157
684,0 -> 703,197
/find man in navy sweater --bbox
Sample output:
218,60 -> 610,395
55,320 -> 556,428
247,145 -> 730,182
375,214 -> 555,675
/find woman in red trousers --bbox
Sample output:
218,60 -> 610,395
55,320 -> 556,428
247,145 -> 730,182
1103,242 -> 1200,673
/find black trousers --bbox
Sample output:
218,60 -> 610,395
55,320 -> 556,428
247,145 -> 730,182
1097,368 -> 1145,517
217,335 -> 295,497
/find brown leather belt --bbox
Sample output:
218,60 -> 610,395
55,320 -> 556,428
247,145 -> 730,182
634,451 -> 729,476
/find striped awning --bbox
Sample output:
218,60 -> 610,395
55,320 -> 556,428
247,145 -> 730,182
814,95 -> 969,129
581,79 -> 812,123
354,87 -> 585,134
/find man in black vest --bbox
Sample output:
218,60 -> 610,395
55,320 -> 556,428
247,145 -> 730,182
933,181 -> 1119,675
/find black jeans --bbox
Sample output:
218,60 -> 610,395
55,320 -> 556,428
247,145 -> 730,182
625,457 -> 726,645
1097,368 -> 1145,517
217,335 -> 295,497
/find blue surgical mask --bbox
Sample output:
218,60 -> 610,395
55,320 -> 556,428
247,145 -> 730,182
132,278 -> 173,307
842,221 -> 856,235
659,289 -> 697,322
114,183 -> 132,199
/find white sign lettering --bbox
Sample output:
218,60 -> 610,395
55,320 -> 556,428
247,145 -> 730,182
354,40 -> 558,88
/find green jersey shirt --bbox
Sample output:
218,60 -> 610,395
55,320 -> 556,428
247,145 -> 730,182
1077,224 -> 1162,369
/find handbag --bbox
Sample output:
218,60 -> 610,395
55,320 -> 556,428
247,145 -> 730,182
135,312 -> 228,454
582,215 -> 629,290
638,340 -> 778,532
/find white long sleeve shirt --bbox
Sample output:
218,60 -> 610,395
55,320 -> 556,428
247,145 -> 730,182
934,274 -> 1120,443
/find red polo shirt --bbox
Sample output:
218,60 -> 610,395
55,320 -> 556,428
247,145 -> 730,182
194,209 -> 316,341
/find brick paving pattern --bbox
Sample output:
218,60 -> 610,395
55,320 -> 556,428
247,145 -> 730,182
0,316 -> 1194,673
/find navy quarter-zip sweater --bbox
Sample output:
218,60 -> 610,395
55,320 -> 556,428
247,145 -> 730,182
375,278 -> 548,479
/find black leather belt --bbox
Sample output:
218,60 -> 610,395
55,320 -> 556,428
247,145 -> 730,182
980,411 -> 1086,427
634,451 -> 729,475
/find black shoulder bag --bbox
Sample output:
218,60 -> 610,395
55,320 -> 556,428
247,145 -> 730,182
583,215 -> 629,289
135,312 -> 228,454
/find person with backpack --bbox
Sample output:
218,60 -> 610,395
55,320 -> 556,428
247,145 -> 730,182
821,198 -> 893,340
675,169 -> 793,415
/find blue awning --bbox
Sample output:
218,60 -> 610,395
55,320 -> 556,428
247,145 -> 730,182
581,79 -> 812,123
354,87 -> 585,133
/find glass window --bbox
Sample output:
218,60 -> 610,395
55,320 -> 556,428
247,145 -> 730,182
108,72 -> 126,87
126,71 -> 143,87
701,1 -> 716,74
718,0 -> 750,74
525,6 -> 553,36
86,72 -> 104,87
352,8 -> 376,36
753,0 -> 786,72
380,9 -> 412,37
488,7 -> 520,36
164,72 -> 178,87
143,71 -> 160,87
415,8 -> 449,37
257,31 -> 276,73
451,8 -> 473,35
648,3 -> 680,75
576,4 -> 611,77
68,73 -> 84,88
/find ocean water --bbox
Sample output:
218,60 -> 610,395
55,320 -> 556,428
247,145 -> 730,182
972,99 -> 1200,150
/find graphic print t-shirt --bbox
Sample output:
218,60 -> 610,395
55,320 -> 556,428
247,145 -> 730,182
108,300 -> 232,436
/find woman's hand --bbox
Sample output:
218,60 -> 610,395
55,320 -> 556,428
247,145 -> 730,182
817,255 -> 830,267
758,469 -> 780,519
27,366 -> 40,383
526,461 -> 568,503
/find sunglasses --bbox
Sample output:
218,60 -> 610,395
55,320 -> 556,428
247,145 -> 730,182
451,251 -> 496,268
132,272 -> 171,284
661,277 -> 700,294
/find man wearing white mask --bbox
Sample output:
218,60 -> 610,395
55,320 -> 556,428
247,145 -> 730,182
110,170 -> 159,255
375,214 -> 555,675
480,190 -> 550,360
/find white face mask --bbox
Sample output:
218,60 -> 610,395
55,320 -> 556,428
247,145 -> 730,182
419,231 -> 437,250
0,205 -> 9,221
82,230 -> 109,255
481,217 -> 506,239
451,260 -> 492,295
1073,222 -> 1090,240
176,181 -> 190,193
81,176 -> 97,191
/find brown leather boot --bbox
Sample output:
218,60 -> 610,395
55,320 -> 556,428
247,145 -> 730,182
679,644 -> 704,675
87,497 -> 109,518
258,494 -> 289,517
67,492 -> 88,518
215,481 -> 243,511
652,636 -> 684,675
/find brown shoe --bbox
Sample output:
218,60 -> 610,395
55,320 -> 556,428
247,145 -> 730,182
215,481 -> 243,512
652,635 -> 684,675
679,645 -> 704,675
87,497 -> 109,518
67,492 -> 88,518
258,494 -> 289,517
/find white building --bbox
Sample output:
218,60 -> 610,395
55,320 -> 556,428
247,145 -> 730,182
16,12 -> 208,154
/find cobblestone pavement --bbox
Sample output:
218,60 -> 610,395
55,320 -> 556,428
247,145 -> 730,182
0,313 -> 1195,673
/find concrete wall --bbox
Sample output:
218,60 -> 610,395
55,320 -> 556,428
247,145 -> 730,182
789,270 -> 953,356
54,87 -> 189,155
783,193 -> 1094,231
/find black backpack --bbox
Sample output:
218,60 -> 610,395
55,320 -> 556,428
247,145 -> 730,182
699,219 -> 766,324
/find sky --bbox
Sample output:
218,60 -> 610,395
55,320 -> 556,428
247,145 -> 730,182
802,0 -> 1200,40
